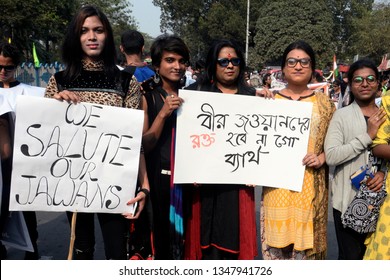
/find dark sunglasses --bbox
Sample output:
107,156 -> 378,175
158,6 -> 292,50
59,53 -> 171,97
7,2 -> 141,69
352,75 -> 377,85
0,65 -> 16,72
217,58 -> 241,67
286,58 -> 311,68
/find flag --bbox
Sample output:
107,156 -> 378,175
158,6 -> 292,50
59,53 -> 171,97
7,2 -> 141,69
32,43 -> 40,68
333,54 -> 339,82
378,54 -> 388,72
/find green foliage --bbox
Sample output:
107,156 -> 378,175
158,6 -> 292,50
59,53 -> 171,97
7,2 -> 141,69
349,2 -> 390,63
1,0 -> 388,68
325,0 -> 374,61
253,0 -> 334,69
0,0 -> 137,63
153,0 -> 256,65
0,0 -> 77,62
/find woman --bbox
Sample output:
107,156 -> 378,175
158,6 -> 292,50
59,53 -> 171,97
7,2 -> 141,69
364,81 -> 390,260
185,39 -> 257,260
44,5 -> 150,260
261,40 -> 335,260
262,73 -> 272,89
330,79 -> 341,104
142,34 -> 190,260
324,59 -> 386,259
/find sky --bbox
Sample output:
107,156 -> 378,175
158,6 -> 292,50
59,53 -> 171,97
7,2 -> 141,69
129,0 -> 390,38
129,0 -> 162,38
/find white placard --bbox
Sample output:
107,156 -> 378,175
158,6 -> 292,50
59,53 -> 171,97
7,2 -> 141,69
9,96 -> 144,213
174,90 -> 313,192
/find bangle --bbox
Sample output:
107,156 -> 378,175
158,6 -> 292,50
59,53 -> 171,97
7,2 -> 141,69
138,188 -> 150,198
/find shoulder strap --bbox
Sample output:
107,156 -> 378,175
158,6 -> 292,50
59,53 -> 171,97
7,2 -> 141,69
123,65 -> 136,76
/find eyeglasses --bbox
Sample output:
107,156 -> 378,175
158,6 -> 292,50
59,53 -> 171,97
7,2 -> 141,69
286,58 -> 311,68
0,65 -> 16,72
217,58 -> 241,67
352,75 -> 377,85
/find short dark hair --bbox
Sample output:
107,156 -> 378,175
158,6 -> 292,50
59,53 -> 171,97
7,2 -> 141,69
347,58 -> 379,88
120,30 -> 144,55
380,74 -> 389,84
0,41 -> 21,65
150,34 -> 190,68
332,79 -> 341,86
313,71 -> 324,82
262,73 -> 271,85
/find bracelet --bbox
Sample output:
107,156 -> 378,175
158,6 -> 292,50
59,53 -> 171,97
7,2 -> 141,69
138,188 -> 150,198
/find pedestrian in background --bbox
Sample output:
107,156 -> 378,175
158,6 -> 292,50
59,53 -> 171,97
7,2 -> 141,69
0,41 -> 45,260
120,29 -> 155,83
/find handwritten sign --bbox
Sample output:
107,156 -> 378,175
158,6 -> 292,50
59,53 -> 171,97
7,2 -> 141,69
173,90 -> 313,192
9,96 -> 144,213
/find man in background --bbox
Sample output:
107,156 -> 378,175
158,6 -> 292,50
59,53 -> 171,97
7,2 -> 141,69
120,30 -> 155,83
120,31 -> 154,259
0,41 -> 44,259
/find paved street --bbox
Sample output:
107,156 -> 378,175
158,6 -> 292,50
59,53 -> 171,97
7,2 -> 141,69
5,187 -> 338,260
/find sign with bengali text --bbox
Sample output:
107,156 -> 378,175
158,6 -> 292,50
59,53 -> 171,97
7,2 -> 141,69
173,90 -> 313,192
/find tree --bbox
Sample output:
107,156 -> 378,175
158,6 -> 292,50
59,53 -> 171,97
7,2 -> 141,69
349,2 -> 390,63
0,0 -> 77,62
153,0 -> 260,66
253,0 -> 334,69
325,0 -> 374,61
0,0 -> 137,63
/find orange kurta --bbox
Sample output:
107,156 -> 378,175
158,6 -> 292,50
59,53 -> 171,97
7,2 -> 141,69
262,90 -> 335,259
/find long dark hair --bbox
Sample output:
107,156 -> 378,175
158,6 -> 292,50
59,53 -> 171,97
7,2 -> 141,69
62,5 -> 117,82
203,39 -> 249,90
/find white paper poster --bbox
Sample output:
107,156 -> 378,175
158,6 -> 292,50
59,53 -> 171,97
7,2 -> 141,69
174,90 -> 313,192
9,96 -> 144,213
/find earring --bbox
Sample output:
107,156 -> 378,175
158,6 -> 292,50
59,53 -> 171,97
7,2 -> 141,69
153,71 -> 161,84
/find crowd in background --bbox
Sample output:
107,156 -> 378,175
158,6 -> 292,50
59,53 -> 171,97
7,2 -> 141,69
1,4 -> 390,262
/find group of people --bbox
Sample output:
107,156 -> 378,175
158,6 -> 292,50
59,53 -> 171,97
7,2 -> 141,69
245,71 -> 273,90
1,4 -> 389,261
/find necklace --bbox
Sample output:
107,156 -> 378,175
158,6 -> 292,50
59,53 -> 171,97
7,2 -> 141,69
282,88 -> 312,100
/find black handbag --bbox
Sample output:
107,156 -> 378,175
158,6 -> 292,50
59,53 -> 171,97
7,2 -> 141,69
341,176 -> 387,234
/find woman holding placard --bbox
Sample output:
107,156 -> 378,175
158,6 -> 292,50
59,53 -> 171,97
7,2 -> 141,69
44,5 -> 150,260
260,40 -> 335,260
184,39 -> 258,260
141,34 -> 190,260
